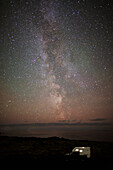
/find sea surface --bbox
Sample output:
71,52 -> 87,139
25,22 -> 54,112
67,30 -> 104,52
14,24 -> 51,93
0,124 -> 113,142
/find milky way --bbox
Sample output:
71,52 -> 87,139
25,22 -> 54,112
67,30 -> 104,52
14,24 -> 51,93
0,0 -> 113,124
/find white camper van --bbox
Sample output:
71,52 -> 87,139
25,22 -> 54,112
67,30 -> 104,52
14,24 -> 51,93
72,147 -> 91,158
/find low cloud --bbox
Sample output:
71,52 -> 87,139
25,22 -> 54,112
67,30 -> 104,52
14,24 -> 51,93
89,118 -> 107,122
58,120 -> 70,123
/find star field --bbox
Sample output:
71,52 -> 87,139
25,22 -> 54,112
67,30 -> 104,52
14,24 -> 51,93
0,0 -> 113,124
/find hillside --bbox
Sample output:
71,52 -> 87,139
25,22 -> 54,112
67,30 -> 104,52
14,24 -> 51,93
0,136 -> 113,169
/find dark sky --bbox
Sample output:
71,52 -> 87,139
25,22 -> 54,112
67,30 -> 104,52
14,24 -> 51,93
0,0 -> 113,125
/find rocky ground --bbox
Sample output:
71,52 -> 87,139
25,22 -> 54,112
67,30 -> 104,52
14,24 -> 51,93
0,136 -> 113,169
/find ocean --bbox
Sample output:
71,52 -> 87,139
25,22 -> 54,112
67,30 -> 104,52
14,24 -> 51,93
0,124 -> 113,142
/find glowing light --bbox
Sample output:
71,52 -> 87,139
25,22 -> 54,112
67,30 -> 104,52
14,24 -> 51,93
79,150 -> 83,152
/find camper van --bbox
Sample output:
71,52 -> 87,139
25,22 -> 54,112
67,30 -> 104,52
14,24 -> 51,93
72,147 -> 91,158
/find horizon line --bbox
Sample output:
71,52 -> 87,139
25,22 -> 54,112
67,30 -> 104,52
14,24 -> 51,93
0,122 -> 113,127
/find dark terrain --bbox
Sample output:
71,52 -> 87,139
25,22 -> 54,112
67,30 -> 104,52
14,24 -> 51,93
0,136 -> 113,169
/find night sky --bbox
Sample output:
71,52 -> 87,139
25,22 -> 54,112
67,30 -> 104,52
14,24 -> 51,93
0,0 -> 113,125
